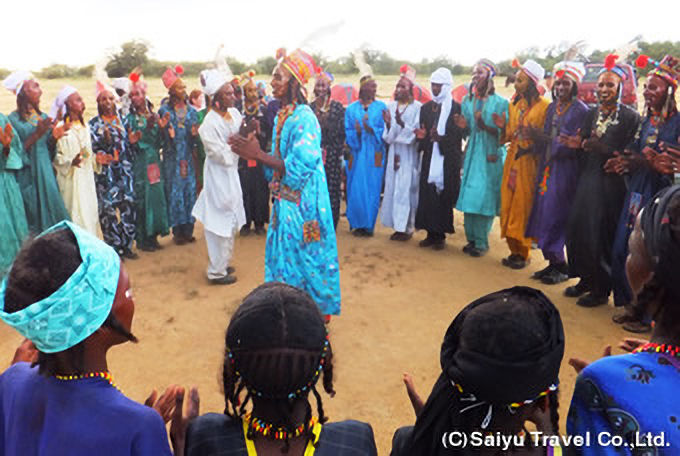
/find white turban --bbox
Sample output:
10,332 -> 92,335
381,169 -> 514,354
522,60 -> 546,85
430,67 -> 454,86
427,67 -> 454,193
3,70 -> 34,95
112,77 -> 131,94
553,61 -> 586,84
200,69 -> 228,97
49,85 -> 79,120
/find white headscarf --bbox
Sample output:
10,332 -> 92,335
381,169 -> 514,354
49,85 -> 79,120
112,77 -> 131,94
3,70 -> 34,95
428,68 -> 454,193
200,69 -> 228,97
522,60 -> 546,85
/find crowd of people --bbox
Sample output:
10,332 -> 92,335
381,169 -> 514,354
2,182 -> 680,454
0,47 -> 680,454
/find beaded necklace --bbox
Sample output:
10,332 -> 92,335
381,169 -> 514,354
594,104 -> 620,138
633,342 -> 680,358
451,380 -> 558,409
54,371 -> 121,392
243,412 -> 319,440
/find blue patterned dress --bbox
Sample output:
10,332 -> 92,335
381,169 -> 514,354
158,103 -> 198,238
264,104 -> 341,315
567,351 -> 680,455
89,115 -> 136,254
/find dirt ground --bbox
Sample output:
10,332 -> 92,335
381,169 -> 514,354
0,212 -> 635,454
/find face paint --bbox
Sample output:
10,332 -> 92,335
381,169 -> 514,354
643,74 -> 670,112
597,72 -> 621,106
554,77 -> 574,102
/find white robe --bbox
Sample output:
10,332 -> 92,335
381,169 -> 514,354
54,122 -> 101,236
381,100 -> 421,233
192,109 -> 246,238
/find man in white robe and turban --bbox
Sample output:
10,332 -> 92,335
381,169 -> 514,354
192,69 -> 246,285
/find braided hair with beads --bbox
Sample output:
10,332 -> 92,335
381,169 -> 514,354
222,282 -> 335,453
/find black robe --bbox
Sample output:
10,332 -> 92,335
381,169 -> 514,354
566,104 -> 640,296
239,103 -> 271,227
312,100 -> 346,230
415,100 -> 464,235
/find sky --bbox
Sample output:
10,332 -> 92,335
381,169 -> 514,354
5,0 -> 680,71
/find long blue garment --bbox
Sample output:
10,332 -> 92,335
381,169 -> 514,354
344,100 -> 386,232
0,363 -> 172,456
158,104 -> 198,229
567,352 -> 680,455
89,116 -> 136,254
8,111 -> 70,233
525,100 -> 589,263
0,114 -> 28,274
611,113 -> 679,307
456,94 -> 508,217
264,104 -> 341,315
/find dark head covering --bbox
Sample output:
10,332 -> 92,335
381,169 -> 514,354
640,185 -> 680,299
407,286 -> 564,455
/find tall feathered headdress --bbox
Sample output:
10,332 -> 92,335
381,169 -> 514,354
353,47 -> 373,82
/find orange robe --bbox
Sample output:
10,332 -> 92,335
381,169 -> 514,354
500,96 -> 550,259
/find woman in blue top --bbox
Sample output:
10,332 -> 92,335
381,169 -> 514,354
0,221 -> 188,455
567,185 -> 680,455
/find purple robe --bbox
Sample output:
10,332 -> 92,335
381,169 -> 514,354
526,99 -> 589,264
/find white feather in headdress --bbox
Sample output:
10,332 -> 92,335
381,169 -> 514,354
214,45 -> 234,81
93,56 -> 117,99
563,40 -> 588,62
614,36 -> 641,63
352,48 -> 373,79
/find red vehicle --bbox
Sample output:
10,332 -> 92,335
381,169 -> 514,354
577,63 -> 639,110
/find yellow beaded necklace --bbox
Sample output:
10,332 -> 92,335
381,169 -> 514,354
54,371 -> 121,393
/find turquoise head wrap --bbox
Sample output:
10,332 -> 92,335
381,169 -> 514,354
0,221 -> 121,354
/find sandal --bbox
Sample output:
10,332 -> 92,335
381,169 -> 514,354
622,320 -> 652,334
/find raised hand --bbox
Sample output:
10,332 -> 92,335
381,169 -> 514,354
71,153 -> 83,168
0,123 -> 14,149
403,373 -> 424,417
145,385 -> 179,424
568,345 -> 612,374
382,109 -> 391,126
558,129 -> 583,149
36,116 -> 54,138
492,112 -> 507,130
619,337 -> 649,353
169,387 -> 200,456
453,113 -> 467,130
127,128 -> 142,145
158,112 -> 171,129
228,132 -> 261,161
415,124 -> 426,140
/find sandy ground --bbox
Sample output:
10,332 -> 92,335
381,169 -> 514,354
0,211 -> 635,454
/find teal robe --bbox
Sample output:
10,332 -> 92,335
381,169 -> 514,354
125,113 -> 170,248
456,93 -> 509,217
9,111 -> 70,233
0,114 -> 29,274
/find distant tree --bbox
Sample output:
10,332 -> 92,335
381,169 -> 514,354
254,57 -> 277,76
106,40 -> 150,78
77,65 -> 94,78
38,64 -> 77,79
